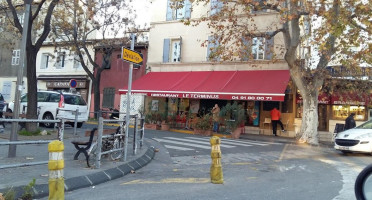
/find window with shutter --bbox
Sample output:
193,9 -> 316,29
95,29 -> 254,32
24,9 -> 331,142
11,49 -> 20,66
242,32 -> 274,60
102,87 -> 116,108
166,0 -> 192,21
55,52 -> 65,69
73,54 -> 81,68
163,38 -> 182,63
207,36 -> 220,61
40,53 -> 49,69
210,0 -> 223,15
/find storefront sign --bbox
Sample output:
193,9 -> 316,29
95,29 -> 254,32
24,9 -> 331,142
331,93 -> 368,106
47,81 -> 86,88
149,92 -> 284,101
296,92 -> 330,104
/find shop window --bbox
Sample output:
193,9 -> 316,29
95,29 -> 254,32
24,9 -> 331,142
166,0 -> 192,21
102,87 -> 115,108
281,94 -> 293,113
332,105 -> 365,121
263,101 -> 279,111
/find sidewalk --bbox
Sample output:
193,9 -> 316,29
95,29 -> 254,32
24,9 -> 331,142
0,125 -> 155,199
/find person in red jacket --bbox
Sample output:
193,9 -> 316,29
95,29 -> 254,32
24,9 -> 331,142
270,107 -> 285,136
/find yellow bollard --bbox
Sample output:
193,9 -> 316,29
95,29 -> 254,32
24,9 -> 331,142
210,136 -> 223,184
48,140 -> 65,200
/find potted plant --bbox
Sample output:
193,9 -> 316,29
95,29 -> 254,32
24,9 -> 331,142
160,111 -> 171,131
219,102 -> 245,139
194,114 -> 213,136
144,111 -> 161,130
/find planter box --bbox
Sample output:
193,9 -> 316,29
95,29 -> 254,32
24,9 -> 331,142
144,123 -> 160,130
193,129 -> 212,136
231,128 -> 242,139
161,124 -> 170,131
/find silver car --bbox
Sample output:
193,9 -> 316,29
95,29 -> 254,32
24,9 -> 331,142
334,120 -> 372,154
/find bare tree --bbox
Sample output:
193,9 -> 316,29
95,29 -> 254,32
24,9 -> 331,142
182,0 -> 371,144
49,0 -> 143,118
1,0 -> 60,131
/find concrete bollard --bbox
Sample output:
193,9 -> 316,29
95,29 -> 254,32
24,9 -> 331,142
48,140 -> 64,200
210,136 -> 223,184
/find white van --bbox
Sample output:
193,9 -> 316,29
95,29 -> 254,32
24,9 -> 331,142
5,91 -> 88,128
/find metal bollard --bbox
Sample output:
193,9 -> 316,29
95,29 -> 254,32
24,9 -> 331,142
48,140 -> 64,200
210,136 -> 223,184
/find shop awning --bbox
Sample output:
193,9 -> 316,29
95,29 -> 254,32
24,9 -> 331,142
119,70 -> 290,101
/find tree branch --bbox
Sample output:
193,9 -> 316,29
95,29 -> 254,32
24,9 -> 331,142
34,0 -> 59,51
6,0 -> 22,33
32,0 -> 46,21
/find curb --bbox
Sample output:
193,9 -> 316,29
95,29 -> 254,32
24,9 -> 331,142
0,145 -> 155,199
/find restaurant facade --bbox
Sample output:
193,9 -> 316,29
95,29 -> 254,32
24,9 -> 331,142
119,0 -> 371,136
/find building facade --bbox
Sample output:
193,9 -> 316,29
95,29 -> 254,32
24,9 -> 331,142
119,0 -> 299,135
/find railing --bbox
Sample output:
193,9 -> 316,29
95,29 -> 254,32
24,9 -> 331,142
92,115 -> 145,169
0,118 -> 65,169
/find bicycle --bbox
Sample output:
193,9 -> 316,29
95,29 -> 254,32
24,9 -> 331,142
87,124 -> 125,167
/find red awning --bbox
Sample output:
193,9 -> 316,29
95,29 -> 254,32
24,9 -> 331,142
119,70 -> 290,101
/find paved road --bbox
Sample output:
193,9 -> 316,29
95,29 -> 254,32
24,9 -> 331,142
53,131 -> 372,200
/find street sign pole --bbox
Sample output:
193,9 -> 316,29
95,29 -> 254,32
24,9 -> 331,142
9,0 -> 32,158
124,33 -> 135,161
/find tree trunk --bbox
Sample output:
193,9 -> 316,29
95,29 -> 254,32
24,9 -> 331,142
25,48 -> 38,132
298,89 -> 319,145
93,73 -> 101,119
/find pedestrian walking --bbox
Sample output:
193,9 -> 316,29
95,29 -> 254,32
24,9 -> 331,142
344,113 -> 356,130
270,107 -> 285,136
211,104 -> 220,132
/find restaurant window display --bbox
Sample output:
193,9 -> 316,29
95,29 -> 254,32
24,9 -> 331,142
332,105 -> 366,120
246,101 -> 260,126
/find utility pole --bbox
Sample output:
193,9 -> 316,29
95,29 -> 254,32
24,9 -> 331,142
9,0 -> 32,157
124,33 -> 136,161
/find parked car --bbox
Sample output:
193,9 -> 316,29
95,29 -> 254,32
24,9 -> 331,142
334,120 -> 372,154
6,91 -> 88,128
0,93 -> 6,118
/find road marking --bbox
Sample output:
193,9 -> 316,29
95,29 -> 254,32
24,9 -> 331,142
164,137 -> 236,148
187,137 -> 270,146
164,145 -> 194,151
278,144 -> 289,161
153,138 -> 211,149
121,178 -> 210,185
185,137 -> 253,147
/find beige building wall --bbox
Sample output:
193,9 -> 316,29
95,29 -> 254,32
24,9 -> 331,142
148,0 -> 288,72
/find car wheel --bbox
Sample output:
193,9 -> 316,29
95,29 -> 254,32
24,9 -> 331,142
341,150 -> 349,155
5,109 -> 12,119
43,113 -> 55,128
77,122 -> 83,128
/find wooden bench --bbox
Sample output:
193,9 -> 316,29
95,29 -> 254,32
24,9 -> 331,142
71,128 -> 97,167
73,127 -> 120,167
2,112 -> 27,129
84,127 -> 120,136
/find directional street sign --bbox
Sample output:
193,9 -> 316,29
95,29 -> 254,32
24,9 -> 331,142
121,47 -> 143,65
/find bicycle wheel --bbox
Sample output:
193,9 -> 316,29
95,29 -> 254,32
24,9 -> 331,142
110,138 -> 123,160
88,143 -> 98,168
